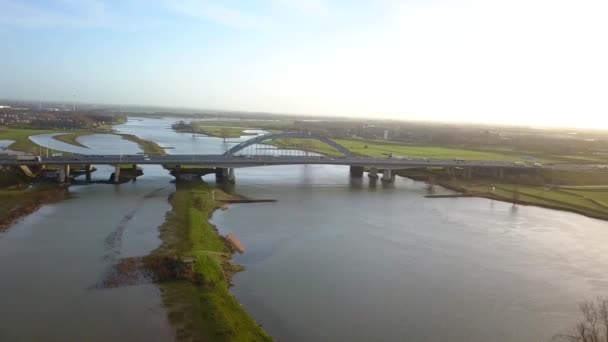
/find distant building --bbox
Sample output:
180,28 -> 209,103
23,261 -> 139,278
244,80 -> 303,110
384,130 -> 389,140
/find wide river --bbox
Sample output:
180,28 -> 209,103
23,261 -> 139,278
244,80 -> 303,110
1,117 -> 608,341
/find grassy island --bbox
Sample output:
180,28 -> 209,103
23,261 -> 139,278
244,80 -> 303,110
153,182 -> 272,341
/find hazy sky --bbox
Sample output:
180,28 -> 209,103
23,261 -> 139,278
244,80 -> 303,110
1,0 -> 607,127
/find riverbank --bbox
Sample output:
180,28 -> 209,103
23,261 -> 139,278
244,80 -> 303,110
398,169 -> 608,221
152,181 -> 272,341
0,182 -> 69,231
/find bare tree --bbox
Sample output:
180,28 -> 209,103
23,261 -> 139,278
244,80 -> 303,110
553,297 -> 608,342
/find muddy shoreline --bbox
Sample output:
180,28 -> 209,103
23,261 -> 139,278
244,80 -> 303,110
0,185 -> 70,232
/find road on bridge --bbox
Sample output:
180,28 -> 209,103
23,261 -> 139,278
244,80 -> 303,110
0,154 -> 605,173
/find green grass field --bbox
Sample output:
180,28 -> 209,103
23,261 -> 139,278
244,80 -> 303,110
0,128 -> 59,153
497,185 -> 608,212
271,137 -> 543,161
559,189 -> 608,208
155,182 -> 272,341
190,124 -> 282,138
192,120 -> 293,131
194,126 -> 247,138
434,176 -> 608,220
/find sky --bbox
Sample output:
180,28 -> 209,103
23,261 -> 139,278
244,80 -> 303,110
0,0 -> 607,128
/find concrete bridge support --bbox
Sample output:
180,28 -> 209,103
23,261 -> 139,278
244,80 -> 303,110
114,165 -> 121,184
215,168 -> 225,183
64,164 -> 70,184
215,168 -> 236,184
368,167 -> 379,179
350,166 -> 364,178
227,168 -> 235,184
132,164 -> 138,182
85,164 -> 92,182
381,169 -> 395,183
58,165 -> 68,183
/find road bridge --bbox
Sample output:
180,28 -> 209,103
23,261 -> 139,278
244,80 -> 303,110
0,153 -> 598,184
0,132 -> 603,184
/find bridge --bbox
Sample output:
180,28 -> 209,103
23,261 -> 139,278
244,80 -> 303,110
0,132 -> 600,184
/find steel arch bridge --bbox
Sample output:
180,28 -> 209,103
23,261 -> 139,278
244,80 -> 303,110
224,132 -> 355,157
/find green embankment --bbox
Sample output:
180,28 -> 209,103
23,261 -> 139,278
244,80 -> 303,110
154,182 -> 272,341
406,168 -> 608,220
486,184 -> 608,220
541,169 -> 608,186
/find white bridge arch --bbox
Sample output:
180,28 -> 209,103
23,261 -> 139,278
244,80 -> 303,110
224,132 -> 354,157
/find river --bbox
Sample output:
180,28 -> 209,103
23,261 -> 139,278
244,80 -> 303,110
1,116 -> 608,341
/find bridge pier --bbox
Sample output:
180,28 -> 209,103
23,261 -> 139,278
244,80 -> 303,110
85,164 -> 92,182
368,167 -> 379,179
227,168 -> 235,184
215,168 -> 235,184
64,164 -> 70,184
215,168 -> 225,183
57,165 -> 67,183
132,164 -> 138,182
381,169 -> 395,183
350,166 -> 364,178
114,165 -> 121,184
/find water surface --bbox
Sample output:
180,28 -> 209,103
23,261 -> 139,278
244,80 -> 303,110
4,116 -> 607,342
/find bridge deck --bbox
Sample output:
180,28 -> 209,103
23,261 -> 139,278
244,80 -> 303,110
0,154 -> 599,172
